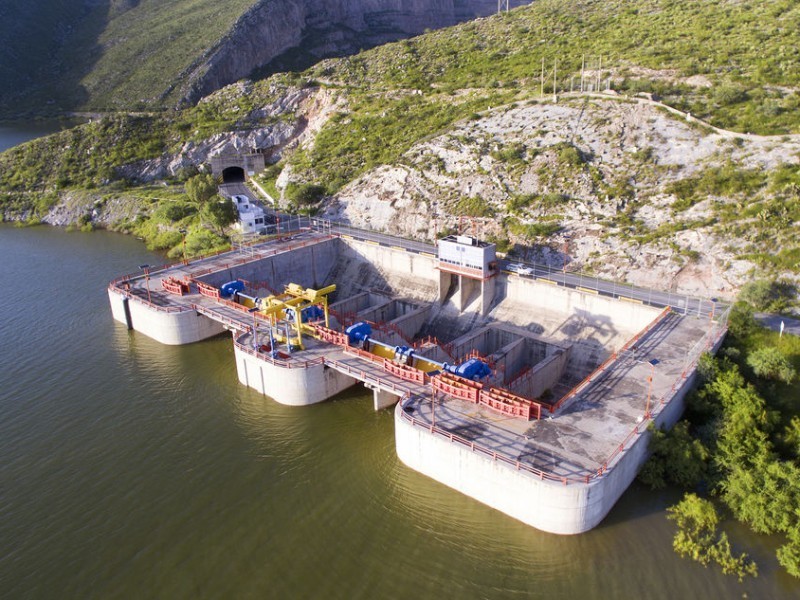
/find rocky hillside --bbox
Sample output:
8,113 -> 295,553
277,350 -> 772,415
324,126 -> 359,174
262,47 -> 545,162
0,0 -> 531,117
2,0 -> 800,299
319,96 -> 800,297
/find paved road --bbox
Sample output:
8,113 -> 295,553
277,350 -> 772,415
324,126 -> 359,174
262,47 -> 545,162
318,220 -> 719,317
755,313 -> 800,337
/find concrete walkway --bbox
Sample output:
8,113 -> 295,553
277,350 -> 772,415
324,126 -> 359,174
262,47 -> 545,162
755,313 -> 800,337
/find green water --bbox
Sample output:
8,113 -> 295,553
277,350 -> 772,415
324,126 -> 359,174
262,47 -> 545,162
0,119 -> 82,153
0,224 -> 797,599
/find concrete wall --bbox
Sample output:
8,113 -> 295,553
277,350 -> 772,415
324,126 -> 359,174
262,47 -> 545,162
394,332 -> 726,534
332,239 -> 440,301
108,288 -> 227,345
391,305 -> 431,340
329,291 -> 372,316
235,344 -> 357,405
197,239 -> 339,292
395,365 -> 698,534
499,277 -> 659,334
516,350 -> 570,399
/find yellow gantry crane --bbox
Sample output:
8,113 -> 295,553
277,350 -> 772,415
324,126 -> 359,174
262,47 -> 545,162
256,283 -> 336,350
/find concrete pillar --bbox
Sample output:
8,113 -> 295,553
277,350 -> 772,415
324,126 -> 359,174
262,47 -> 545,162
481,277 -> 496,315
439,270 -> 454,304
372,387 -> 400,410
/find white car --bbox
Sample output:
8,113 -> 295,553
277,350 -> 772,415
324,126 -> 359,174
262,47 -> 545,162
507,263 -> 534,276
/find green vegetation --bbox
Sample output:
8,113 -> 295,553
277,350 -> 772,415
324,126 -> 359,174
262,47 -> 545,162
3,0 -> 800,273
640,280 -> 800,579
667,494 -> 758,581
505,217 -> 561,240
451,196 -> 495,218
0,0 -> 258,116
291,90 -> 514,193
315,0 -> 800,134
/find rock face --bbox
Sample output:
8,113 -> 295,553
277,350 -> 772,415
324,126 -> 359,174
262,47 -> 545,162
321,97 -> 800,299
180,0 -> 532,103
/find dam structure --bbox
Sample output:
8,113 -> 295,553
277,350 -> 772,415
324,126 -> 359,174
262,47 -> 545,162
108,219 -> 727,535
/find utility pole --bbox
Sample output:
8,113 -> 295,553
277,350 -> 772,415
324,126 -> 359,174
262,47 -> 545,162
553,58 -> 558,102
580,54 -> 585,92
540,57 -> 545,97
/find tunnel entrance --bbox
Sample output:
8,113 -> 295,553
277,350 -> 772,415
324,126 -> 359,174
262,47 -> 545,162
222,166 -> 245,183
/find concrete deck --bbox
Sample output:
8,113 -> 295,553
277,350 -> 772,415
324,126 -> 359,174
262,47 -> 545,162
400,311 -> 709,481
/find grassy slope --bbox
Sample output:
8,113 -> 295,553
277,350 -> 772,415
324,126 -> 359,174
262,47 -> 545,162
312,0 -> 800,134
78,0 -> 258,110
3,0 -> 800,224
0,0 -> 90,113
0,0 -> 257,116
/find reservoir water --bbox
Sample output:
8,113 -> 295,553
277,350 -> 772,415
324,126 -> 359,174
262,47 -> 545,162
1,224 -> 798,599
0,120 -> 82,153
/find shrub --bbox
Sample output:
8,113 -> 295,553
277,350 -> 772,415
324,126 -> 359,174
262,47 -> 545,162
286,183 -> 326,206
747,347 -> 796,383
738,279 -> 797,312
667,493 -> 758,581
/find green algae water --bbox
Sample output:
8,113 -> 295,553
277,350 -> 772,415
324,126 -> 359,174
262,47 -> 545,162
1,224 -> 798,599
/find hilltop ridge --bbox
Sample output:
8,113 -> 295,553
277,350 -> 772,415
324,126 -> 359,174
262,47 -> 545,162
0,0 -> 530,117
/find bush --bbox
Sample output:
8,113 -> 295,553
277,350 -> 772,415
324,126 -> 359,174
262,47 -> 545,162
727,302 -> 757,338
747,347 -> 796,383
738,279 -> 797,312
452,196 -> 495,218
639,421 -> 709,490
286,183 -> 326,206
667,493 -> 758,581
185,173 -> 218,205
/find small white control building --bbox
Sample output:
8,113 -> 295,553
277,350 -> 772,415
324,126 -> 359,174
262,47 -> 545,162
437,235 -> 497,315
231,195 -> 266,234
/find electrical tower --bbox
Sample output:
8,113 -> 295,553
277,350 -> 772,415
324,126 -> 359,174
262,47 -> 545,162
498,0 -> 509,13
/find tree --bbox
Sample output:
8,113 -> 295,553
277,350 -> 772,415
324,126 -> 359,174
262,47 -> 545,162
639,421 -> 709,490
285,182 -> 326,206
737,279 -> 797,312
667,493 -> 758,581
203,197 -> 237,234
747,346 -> 796,383
778,527 -> 800,578
185,173 -> 218,205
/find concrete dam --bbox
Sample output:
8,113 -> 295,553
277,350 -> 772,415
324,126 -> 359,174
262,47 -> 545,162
108,222 -> 727,534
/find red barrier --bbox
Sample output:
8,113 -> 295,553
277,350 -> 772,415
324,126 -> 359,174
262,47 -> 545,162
161,277 -> 190,296
196,281 -> 220,300
478,387 -> 542,420
311,325 -> 349,346
431,373 -> 481,403
382,359 -> 427,384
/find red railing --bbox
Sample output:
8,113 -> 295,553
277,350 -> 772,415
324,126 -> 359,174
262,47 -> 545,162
233,338 -> 325,369
161,277 -> 190,296
431,373 -> 481,403
324,358 -> 411,395
311,325 -> 349,346
478,387 -> 540,420
383,359 -> 427,384
397,404 -> 582,485
196,281 -> 220,300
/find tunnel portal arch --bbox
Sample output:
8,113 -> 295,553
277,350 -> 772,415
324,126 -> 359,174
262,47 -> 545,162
222,166 -> 245,183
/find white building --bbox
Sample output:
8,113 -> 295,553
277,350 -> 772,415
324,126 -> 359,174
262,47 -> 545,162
231,195 -> 266,234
